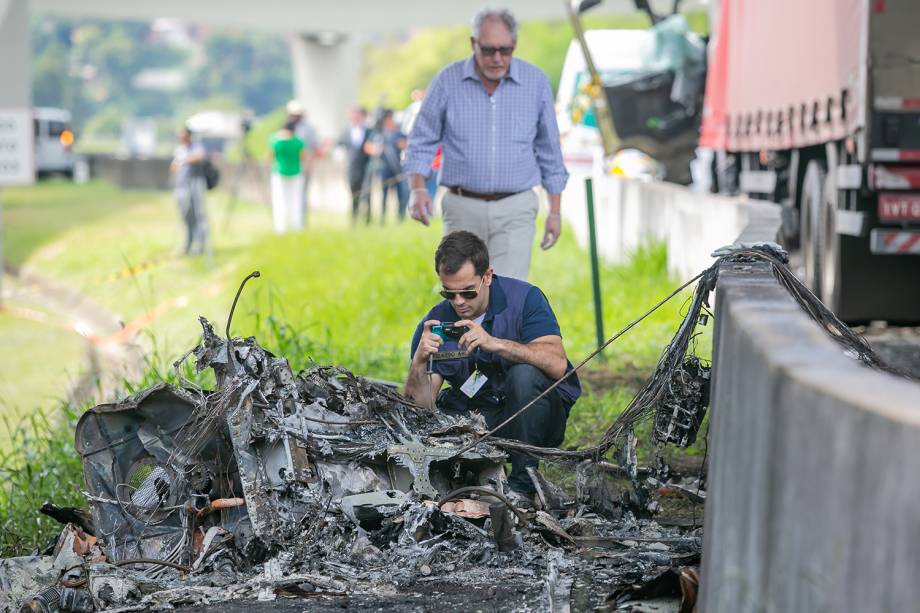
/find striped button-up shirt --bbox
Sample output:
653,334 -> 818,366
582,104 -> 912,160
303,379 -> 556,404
403,56 -> 569,195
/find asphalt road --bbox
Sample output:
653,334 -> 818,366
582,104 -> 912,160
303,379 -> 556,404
858,324 -> 920,380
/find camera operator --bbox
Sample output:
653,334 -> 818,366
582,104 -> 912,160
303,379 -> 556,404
405,231 -> 581,503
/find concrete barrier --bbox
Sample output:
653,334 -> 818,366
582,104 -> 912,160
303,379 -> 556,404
85,154 -> 172,191
561,175 -> 756,280
696,197 -> 920,610
572,174 -> 920,610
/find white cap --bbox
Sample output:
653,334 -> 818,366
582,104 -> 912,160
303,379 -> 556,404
286,99 -> 304,115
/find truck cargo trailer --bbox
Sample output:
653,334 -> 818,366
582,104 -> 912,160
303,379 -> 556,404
700,0 -> 920,322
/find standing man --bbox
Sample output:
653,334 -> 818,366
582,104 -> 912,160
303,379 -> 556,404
268,118 -> 306,234
169,126 -> 210,256
338,107 -> 371,224
403,8 -> 569,280
285,99 -> 318,226
372,110 -> 409,222
405,231 -> 580,501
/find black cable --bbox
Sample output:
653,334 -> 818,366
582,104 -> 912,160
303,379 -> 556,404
226,270 -> 261,341
448,269 -> 707,459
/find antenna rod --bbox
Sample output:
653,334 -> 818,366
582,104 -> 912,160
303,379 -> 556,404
226,271 -> 261,341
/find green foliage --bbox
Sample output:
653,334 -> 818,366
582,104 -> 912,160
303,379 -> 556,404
31,37 -> 69,109
30,17 -> 291,140
31,18 -> 189,128
362,27 -> 470,110
359,11 -> 709,107
189,33 -> 293,116
81,105 -> 124,140
0,407 -> 85,557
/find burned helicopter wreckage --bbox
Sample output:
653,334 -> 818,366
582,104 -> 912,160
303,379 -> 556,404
5,259 -> 738,611
77,316 -> 512,564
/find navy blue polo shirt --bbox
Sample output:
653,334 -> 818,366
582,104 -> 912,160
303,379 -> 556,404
410,275 -> 581,409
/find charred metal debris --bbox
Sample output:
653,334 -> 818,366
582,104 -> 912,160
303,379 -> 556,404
4,259 -> 735,611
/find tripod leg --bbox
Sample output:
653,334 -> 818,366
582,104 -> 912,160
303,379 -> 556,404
223,159 -> 247,232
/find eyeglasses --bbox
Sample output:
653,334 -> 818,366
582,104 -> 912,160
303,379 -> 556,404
439,277 -> 486,301
477,44 -> 514,57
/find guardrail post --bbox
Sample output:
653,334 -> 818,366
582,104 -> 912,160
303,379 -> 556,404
585,177 -> 605,353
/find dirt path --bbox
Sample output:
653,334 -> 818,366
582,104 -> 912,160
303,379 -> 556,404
3,263 -> 147,406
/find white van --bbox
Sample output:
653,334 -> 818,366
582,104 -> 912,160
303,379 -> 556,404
34,107 -> 75,179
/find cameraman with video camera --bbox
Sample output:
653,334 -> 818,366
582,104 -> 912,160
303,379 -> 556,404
405,231 -> 580,503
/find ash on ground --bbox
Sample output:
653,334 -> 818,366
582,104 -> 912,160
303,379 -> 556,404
3,318 -> 703,612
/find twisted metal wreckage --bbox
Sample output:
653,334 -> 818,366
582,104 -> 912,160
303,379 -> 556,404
6,244 -> 884,612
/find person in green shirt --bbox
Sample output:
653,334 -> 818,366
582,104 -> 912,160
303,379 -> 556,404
268,119 -> 306,233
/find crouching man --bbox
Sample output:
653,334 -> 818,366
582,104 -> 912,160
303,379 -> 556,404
405,231 -> 581,500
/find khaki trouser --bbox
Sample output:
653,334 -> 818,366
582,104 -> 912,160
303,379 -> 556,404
441,189 -> 539,280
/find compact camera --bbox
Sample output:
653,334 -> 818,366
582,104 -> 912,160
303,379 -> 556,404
432,323 -> 469,341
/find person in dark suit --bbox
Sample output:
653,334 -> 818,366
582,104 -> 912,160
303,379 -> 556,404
338,106 -> 371,224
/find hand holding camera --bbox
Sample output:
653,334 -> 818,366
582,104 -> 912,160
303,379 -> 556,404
431,322 -> 470,341
453,319 -> 498,354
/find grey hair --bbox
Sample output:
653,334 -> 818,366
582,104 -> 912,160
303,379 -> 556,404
471,8 -> 518,42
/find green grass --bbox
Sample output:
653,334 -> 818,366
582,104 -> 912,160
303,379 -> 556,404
0,311 -> 86,425
2,181 -> 701,408
0,179 -> 711,423
0,180 -> 271,409
0,407 -> 85,557
2,180 -> 156,266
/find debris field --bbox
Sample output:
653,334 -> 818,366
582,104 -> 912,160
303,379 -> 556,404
4,267 -> 722,613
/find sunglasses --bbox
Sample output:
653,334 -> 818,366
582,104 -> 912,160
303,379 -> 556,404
477,44 -> 514,57
439,276 -> 486,301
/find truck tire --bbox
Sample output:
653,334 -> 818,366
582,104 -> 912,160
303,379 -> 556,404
800,159 -> 827,297
819,182 -> 843,315
824,200 -> 920,324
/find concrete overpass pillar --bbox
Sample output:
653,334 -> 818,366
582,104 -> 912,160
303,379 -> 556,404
0,0 -> 31,108
288,34 -> 362,142
0,0 -> 34,307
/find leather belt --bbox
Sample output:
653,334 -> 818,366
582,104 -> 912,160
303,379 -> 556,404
447,186 -> 520,201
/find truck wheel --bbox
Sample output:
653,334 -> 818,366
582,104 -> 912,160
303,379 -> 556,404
800,159 -> 827,297
822,197 -> 920,324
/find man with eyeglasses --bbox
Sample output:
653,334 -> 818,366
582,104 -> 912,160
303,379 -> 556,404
402,8 -> 569,281
405,231 -> 581,503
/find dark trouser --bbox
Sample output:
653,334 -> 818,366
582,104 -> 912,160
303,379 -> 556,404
177,178 -> 209,256
440,363 -> 569,494
381,173 -> 409,221
350,179 -> 370,224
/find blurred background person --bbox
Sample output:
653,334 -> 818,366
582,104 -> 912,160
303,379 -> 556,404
400,88 -> 425,135
169,125 -> 210,256
268,117 -> 306,233
428,144 -> 442,199
338,107 -> 371,225
402,90 -> 440,200
285,99 -> 318,227
367,109 -> 409,222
